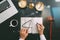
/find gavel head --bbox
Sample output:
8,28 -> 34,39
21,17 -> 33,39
47,16 -> 54,22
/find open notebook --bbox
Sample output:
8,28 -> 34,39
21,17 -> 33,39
21,17 -> 43,34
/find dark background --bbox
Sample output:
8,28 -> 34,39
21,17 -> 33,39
0,0 -> 60,40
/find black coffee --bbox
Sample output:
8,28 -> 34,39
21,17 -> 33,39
12,21 -> 17,26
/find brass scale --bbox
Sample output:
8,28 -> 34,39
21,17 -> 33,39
18,0 -> 44,11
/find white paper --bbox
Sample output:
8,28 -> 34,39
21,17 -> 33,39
21,17 -> 43,34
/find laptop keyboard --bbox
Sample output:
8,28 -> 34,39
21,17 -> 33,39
0,0 -> 11,13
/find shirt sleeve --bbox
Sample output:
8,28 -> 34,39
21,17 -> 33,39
40,35 -> 46,40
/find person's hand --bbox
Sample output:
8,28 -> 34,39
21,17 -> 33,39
37,23 -> 45,35
20,28 -> 28,40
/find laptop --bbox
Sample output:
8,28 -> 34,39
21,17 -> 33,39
0,0 -> 18,24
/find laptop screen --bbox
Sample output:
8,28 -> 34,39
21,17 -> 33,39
0,0 -> 11,13
51,7 -> 60,27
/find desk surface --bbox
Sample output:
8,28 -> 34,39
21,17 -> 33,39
0,0 -> 60,40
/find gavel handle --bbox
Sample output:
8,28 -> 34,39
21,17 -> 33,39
50,22 -> 53,40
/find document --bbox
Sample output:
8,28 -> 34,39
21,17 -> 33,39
21,17 -> 43,34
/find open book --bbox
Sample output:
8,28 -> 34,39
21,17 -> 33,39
21,17 -> 43,34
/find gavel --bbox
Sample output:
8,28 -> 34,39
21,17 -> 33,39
47,16 -> 54,40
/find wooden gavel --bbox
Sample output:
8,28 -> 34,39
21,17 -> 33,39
47,16 -> 54,40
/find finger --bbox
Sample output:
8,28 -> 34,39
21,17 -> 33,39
36,23 -> 41,28
36,23 -> 43,26
36,23 -> 41,30
39,24 -> 45,30
26,29 -> 28,33
20,28 -> 27,33
38,24 -> 44,28
40,24 -> 44,27
37,24 -> 45,30
22,28 -> 28,34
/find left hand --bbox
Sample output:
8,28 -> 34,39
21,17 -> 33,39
20,28 -> 28,40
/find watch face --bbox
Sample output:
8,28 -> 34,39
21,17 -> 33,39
35,2 -> 44,11
18,1 -> 27,8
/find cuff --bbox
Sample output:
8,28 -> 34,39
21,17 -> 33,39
19,38 -> 24,40
40,35 -> 46,40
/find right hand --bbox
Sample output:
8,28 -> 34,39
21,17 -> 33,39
37,23 -> 45,35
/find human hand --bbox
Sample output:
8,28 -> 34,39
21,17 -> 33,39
20,28 -> 28,40
37,23 -> 45,35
